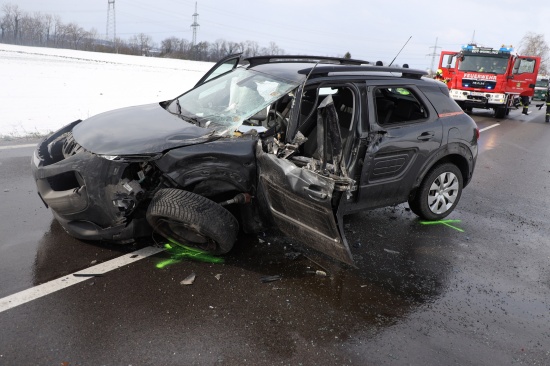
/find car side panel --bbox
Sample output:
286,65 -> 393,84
352,84 -> 444,211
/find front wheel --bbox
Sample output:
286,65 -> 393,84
146,188 -> 239,254
408,163 -> 463,220
494,106 -> 507,119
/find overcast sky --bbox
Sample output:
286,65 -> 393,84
5,0 -> 550,70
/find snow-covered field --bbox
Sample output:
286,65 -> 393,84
0,44 -> 213,138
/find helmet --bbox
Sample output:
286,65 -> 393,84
436,69 -> 443,75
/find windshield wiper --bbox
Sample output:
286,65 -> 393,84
181,115 -> 213,129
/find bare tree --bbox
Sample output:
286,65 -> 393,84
243,40 -> 259,58
2,3 -> 23,43
43,13 -> 53,46
128,33 -> 153,56
65,22 -> 86,49
518,32 -> 550,75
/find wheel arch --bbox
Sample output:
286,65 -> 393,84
410,143 -> 474,199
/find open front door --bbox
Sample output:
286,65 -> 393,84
508,56 -> 540,96
194,53 -> 241,88
438,51 -> 457,86
256,148 -> 354,265
255,95 -> 355,266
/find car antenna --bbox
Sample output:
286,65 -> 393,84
388,36 -> 412,67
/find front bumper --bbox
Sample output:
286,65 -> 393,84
450,89 -> 507,107
31,124 -> 151,242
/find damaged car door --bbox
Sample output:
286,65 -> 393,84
256,91 -> 357,265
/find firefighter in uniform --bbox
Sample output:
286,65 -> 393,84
434,69 -> 446,82
520,95 -> 530,115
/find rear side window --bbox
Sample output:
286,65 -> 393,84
418,84 -> 463,115
374,87 -> 428,125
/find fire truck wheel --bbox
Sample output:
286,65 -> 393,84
495,106 -> 507,119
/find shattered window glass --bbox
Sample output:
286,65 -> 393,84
172,68 -> 299,135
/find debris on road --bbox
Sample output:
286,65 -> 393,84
284,251 -> 301,260
315,270 -> 327,277
215,274 -> 221,280
180,272 -> 196,285
384,249 -> 400,255
261,275 -> 281,283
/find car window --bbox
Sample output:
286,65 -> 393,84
374,86 -> 428,125
170,68 -> 300,135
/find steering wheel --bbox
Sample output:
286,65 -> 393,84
266,109 -> 286,128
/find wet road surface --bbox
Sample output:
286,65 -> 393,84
1,107 -> 549,365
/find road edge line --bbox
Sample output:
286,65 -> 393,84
479,123 -> 500,133
0,246 -> 164,314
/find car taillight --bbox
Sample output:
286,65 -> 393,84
475,127 -> 480,141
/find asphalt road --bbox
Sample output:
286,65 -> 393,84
1,107 -> 549,365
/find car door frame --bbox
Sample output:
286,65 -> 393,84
193,53 -> 242,88
255,82 -> 362,266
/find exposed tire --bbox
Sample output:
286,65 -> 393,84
146,188 -> 239,254
408,163 -> 463,220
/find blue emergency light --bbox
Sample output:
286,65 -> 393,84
499,46 -> 513,53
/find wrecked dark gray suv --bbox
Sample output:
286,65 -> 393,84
31,54 -> 479,265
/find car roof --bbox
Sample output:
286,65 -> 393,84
244,55 -> 427,83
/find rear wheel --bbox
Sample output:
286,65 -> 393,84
146,188 -> 239,254
408,163 -> 463,220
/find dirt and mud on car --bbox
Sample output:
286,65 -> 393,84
31,54 -> 479,266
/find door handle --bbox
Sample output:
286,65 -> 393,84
417,131 -> 435,141
304,186 -> 328,200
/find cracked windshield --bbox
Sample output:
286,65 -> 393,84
171,68 -> 299,135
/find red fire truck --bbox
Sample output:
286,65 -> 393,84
438,44 -> 540,118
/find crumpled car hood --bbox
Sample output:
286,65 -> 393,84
72,103 -> 210,155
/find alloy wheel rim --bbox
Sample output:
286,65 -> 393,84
427,172 -> 459,214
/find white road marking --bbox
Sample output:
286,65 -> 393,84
0,246 -> 164,314
0,143 -> 37,150
479,123 -> 500,132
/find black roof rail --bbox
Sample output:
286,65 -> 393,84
245,55 -> 370,67
297,65 -> 427,79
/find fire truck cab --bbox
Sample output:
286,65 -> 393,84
438,44 -> 540,118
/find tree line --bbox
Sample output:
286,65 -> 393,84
0,3 -> 286,61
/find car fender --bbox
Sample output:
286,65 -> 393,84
412,141 -> 476,192
154,137 -> 258,197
